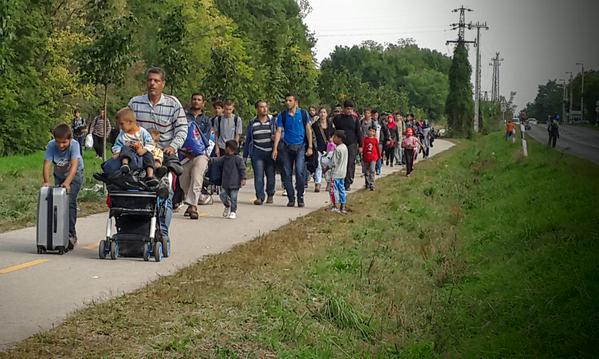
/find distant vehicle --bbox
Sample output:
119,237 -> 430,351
528,118 -> 537,125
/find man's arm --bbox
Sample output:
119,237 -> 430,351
272,127 -> 282,160
166,104 -> 188,154
305,122 -> 313,157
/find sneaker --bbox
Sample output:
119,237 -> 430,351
314,184 -> 321,193
223,206 -> 231,218
282,191 -> 287,197
120,164 -> 130,174
228,212 -> 237,219
298,199 -> 305,208
286,201 -> 295,207
145,176 -> 159,187
266,195 -> 274,204
253,199 -> 264,205
198,195 -> 213,205
369,187 -> 375,191
326,206 -> 339,213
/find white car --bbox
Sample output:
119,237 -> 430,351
528,118 -> 538,125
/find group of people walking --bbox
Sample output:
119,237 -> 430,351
44,67 -> 434,249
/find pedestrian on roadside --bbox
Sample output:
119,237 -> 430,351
128,67 -> 188,244
362,127 -> 382,190
332,100 -> 362,191
42,123 -> 84,250
215,100 -> 242,157
384,114 -> 399,167
272,93 -> 314,208
506,120 -> 515,142
311,106 -> 335,193
211,140 -> 246,220
87,108 -> 112,158
243,100 -> 277,205
71,109 -> 87,155
401,127 -> 421,177
328,130 -> 348,214
548,120 -> 560,148
184,93 -> 213,207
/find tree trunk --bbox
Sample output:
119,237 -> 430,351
102,84 -> 108,194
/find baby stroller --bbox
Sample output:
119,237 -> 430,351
94,169 -> 172,262
99,188 -> 170,262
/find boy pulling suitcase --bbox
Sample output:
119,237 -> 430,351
41,123 -> 84,251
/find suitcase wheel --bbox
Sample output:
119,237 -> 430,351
58,247 -> 65,255
37,246 -> 46,254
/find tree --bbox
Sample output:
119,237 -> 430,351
78,0 -> 137,161
157,3 -> 190,95
445,43 -> 474,137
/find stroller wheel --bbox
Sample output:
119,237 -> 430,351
142,242 -> 150,262
154,241 -> 163,262
109,241 -> 118,260
161,237 -> 170,258
99,239 -> 107,259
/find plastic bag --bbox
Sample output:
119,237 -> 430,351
85,134 -> 93,149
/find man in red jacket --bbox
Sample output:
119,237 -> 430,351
362,126 -> 382,190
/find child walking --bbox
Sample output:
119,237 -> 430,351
401,127 -> 421,177
42,123 -> 84,249
330,130 -> 348,214
362,127 -> 382,190
211,140 -> 246,219
111,107 -> 158,186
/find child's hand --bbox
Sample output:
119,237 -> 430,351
136,147 -> 147,156
241,179 -> 246,187
41,182 -> 51,188
112,153 -> 120,160
61,182 -> 71,192
132,142 -> 142,151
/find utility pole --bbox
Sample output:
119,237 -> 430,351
566,71 -> 573,123
489,52 -> 503,102
577,62 -> 584,122
469,21 -> 489,133
558,79 -> 566,122
446,5 -> 474,45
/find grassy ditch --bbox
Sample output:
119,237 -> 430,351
0,150 -> 106,233
2,133 -> 598,357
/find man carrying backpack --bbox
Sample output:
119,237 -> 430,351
272,93 -> 314,208
243,100 -> 277,205
548,119 -> 560,148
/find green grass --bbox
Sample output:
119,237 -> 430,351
2,133 -> 598,357
0,149 -> 106,232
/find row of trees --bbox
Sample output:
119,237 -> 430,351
0,0 -> 472,156
318,39 -> 451,120
525,71 -> 599,124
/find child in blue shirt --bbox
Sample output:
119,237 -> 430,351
43,123 -> 84,249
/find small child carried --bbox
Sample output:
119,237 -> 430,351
110,107 -> 159,186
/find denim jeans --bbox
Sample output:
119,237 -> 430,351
251,152 -> 276,201
376,144 -> 383,174
54,171 -> 84,236
313,151 -> 323,185
282,144 -> 306,202
220,188 -> 239,212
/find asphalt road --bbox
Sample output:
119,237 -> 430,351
526,124 -> 599,165
0,140 -> 455,350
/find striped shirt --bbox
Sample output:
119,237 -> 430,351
89,116 -> 112,137
128,94 -> 188,150
250,117 -> 274,153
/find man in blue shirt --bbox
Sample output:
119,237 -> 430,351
272,93 -> 314,208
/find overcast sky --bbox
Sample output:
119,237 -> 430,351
304,0 -> 599,110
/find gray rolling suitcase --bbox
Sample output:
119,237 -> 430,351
36,187 -> 70,254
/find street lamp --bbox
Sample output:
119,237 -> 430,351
576,62 -> 584,122
566,71 -> 573,123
